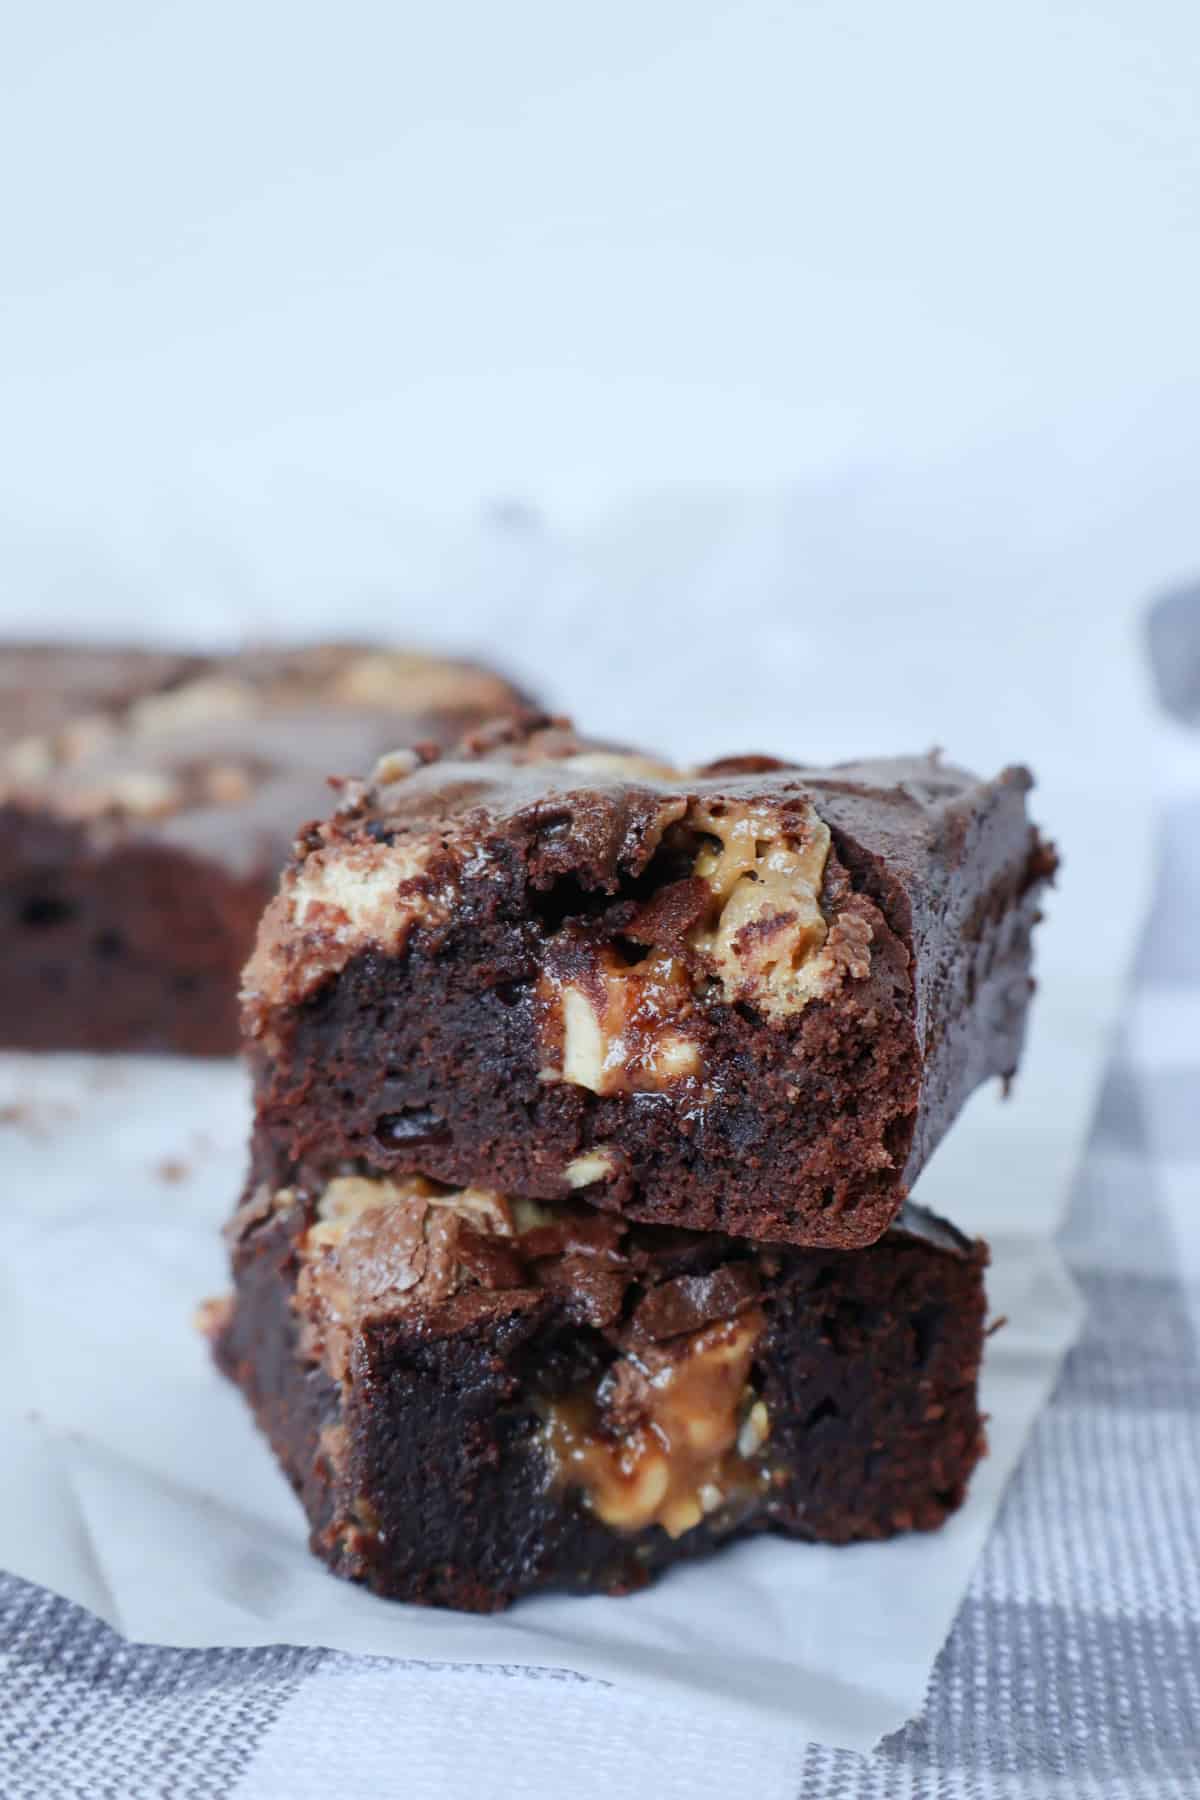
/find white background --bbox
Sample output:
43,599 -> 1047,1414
1,0 -> 1199,584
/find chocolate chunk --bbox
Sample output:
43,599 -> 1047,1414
533,1253 -> 630,1328
518,1210 -> 627,1263
454,1229 -> 528,1292
631,1262 -> 762,1342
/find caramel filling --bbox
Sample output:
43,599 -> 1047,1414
547,948 -> 701,1096
282,1171 -> 774,1548
542,1311 -> 769,1538
687,802 -> 833,1018
539,797 -> 846,1094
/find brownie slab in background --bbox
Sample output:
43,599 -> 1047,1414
0,644 -> 530,1055
209,1167 -> 988,1612
245,719 -> 1055,1249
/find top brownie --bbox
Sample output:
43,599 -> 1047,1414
244,718 -> 1054,1248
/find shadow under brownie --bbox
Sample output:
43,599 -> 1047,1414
0,643 -> 530,1054
208,1168 -> 988,1613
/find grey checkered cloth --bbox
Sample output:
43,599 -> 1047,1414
3,828 -> 1198,1797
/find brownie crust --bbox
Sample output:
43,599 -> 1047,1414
245,719 -> 1054,1247
0,644 -> 531,1054
211,1167 -> 988,1612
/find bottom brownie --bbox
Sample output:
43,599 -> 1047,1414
208,1172 -> 988,1612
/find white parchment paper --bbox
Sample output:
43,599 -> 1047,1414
0,474 -> 1156,1749
2,1052 -> 1080,1749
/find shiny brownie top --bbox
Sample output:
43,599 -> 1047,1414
243,712 -> 1049,1036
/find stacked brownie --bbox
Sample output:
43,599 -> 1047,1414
0,644 -> 529,1054
213,718 -> 1054,1610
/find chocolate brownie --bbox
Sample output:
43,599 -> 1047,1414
208,1166 -> 988,1611
0,644 -> 530,1055
244,718 -> 1054,1248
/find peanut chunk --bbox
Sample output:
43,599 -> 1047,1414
563,1148 -> 617,1189
544,948 -> 702,1096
